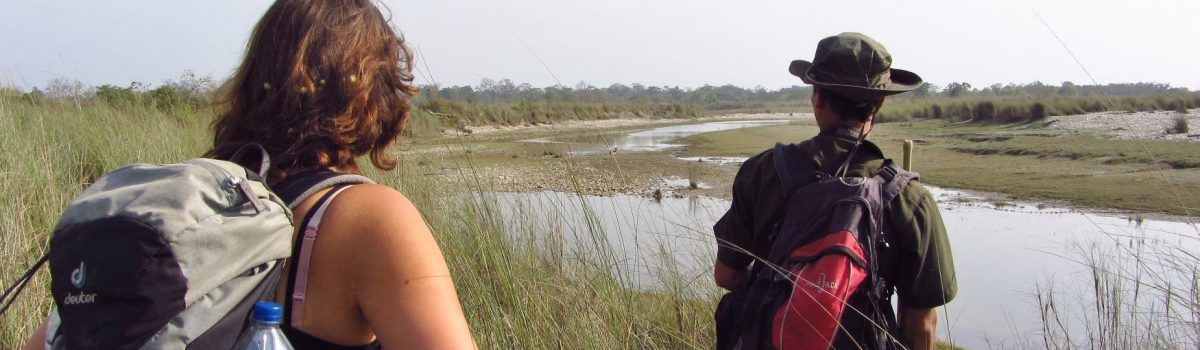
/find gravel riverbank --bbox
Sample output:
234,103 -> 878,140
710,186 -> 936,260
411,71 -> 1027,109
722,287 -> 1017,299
1047,109 -> 1200,141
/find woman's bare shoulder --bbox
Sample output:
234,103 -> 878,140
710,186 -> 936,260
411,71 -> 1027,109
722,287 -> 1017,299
319,183 -> 435,256
329,185 -> 472,347
328,183 -> 422,221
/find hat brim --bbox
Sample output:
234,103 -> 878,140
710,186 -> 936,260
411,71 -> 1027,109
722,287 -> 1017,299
789,60 -> 923,100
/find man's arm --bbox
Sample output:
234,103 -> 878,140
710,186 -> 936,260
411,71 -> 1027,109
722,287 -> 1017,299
889,183 -> 954,350
713,260 -> 747,291
899,306 -> 938,350
712,152 -> 770,290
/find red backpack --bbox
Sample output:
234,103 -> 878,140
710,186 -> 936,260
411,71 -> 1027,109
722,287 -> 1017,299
720,143 -> 916,350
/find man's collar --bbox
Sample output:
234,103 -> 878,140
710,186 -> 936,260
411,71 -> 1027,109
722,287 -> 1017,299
818,126 -> 864,139
815,126 -> 886,158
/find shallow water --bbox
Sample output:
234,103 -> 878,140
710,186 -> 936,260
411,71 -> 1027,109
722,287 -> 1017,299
490,186 -> 1200,349
521,119 -> 790,155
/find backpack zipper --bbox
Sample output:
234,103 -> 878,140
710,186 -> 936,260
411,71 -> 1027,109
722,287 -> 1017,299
224,176 -> 266,214
189,160 -> 267,214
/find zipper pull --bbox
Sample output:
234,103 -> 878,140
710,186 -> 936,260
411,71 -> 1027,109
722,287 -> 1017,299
225,176 -> 266,214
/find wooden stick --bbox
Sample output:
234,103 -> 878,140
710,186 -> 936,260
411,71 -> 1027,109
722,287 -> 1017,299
903,140 -> 914,171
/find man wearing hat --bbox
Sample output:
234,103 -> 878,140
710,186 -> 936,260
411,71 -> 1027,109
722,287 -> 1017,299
712,33 -> 956,349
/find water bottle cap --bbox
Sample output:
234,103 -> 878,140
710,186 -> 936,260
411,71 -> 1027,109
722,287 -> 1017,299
252,301 -> 283,324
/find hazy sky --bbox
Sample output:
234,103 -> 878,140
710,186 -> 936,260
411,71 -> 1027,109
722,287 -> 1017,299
2,0 -> 1198,91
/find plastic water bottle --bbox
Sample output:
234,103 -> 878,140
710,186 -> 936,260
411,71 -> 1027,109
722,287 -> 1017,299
236,301 -> 295,350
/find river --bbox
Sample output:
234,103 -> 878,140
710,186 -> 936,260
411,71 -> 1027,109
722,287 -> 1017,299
498,120 -> 1200,349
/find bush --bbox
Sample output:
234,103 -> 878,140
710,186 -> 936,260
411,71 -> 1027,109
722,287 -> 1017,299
1174,100 -> 1190,114
1166,115 -> 1189,134
95,85 -> 139,106
973,101 -> 996,121
1030,102 -> 1048,120
147,86 -> 189,112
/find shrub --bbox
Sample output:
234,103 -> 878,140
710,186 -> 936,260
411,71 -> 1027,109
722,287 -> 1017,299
147,85 -> 190,112
1166,115 -> 1189,134
1030,102 -> 1048,120
973,101 -> 996,121
1174,100 -> 1190,114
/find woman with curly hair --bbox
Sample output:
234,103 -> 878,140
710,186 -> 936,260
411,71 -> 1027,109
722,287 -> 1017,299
26,1 -> 474,349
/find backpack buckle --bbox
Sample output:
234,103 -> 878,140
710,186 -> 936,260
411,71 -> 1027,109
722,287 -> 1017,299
875,164 -> 900,182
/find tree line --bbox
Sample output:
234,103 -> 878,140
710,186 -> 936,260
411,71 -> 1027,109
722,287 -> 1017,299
5,73 -> 1195,128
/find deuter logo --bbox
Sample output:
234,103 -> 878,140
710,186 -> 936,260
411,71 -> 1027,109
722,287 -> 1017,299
63,292 -> 97,305
71,261 -> 86,289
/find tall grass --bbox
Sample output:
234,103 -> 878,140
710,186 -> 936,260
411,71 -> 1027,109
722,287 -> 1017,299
0,95 -> 720,348
877,94 -> 1200,124
1034,223 -> 1200,349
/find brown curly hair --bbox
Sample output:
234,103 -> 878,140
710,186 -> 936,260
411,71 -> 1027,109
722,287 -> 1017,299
206,0 -> 417,181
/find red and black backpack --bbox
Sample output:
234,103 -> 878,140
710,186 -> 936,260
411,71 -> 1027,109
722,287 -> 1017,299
720,143 -> 917,350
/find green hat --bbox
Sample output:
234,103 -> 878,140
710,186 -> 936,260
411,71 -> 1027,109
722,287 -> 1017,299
789,32 -> 923,101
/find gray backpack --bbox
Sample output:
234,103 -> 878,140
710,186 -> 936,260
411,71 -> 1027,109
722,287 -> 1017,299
0,145 -> 368,349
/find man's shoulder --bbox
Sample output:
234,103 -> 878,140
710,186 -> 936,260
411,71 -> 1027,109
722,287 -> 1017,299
891,176 -> 940,213
748,147 -> 773,161
739,147 -> 779,175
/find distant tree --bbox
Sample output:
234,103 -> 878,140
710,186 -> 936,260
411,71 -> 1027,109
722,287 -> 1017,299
45,78 -> 91,100
163,70 -> 213,97
147,85 -> 188,112
478,78 -> 497,94
1025,81 -> 1056,96
1058,81 -> 1079,96
911,82 -> 938,98
944,82 -> 972,97
95,84 -> 138,106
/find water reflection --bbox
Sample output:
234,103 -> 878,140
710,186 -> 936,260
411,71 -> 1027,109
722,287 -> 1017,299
492,191 -> 722,297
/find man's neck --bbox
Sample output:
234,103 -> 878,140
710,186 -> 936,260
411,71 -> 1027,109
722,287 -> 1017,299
819,126 -> 864,139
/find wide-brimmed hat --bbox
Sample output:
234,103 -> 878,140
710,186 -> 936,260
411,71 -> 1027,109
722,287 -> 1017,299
789,32 -> 923,101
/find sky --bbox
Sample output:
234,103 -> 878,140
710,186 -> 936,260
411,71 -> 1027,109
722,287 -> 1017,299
2,0 -> 1199,91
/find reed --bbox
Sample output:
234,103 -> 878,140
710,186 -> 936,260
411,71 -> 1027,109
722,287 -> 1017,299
1033,223 -> 1200,349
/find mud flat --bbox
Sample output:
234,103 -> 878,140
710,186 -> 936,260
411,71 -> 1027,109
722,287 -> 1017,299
403,114 -> 805,199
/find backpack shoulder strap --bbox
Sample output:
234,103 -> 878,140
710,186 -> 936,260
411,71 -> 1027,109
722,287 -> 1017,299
286,184 -> 356,329
275,170 -> 373,329
772,143 -> 818,195
274,170 -> 374,209
871,160 -> 920,207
